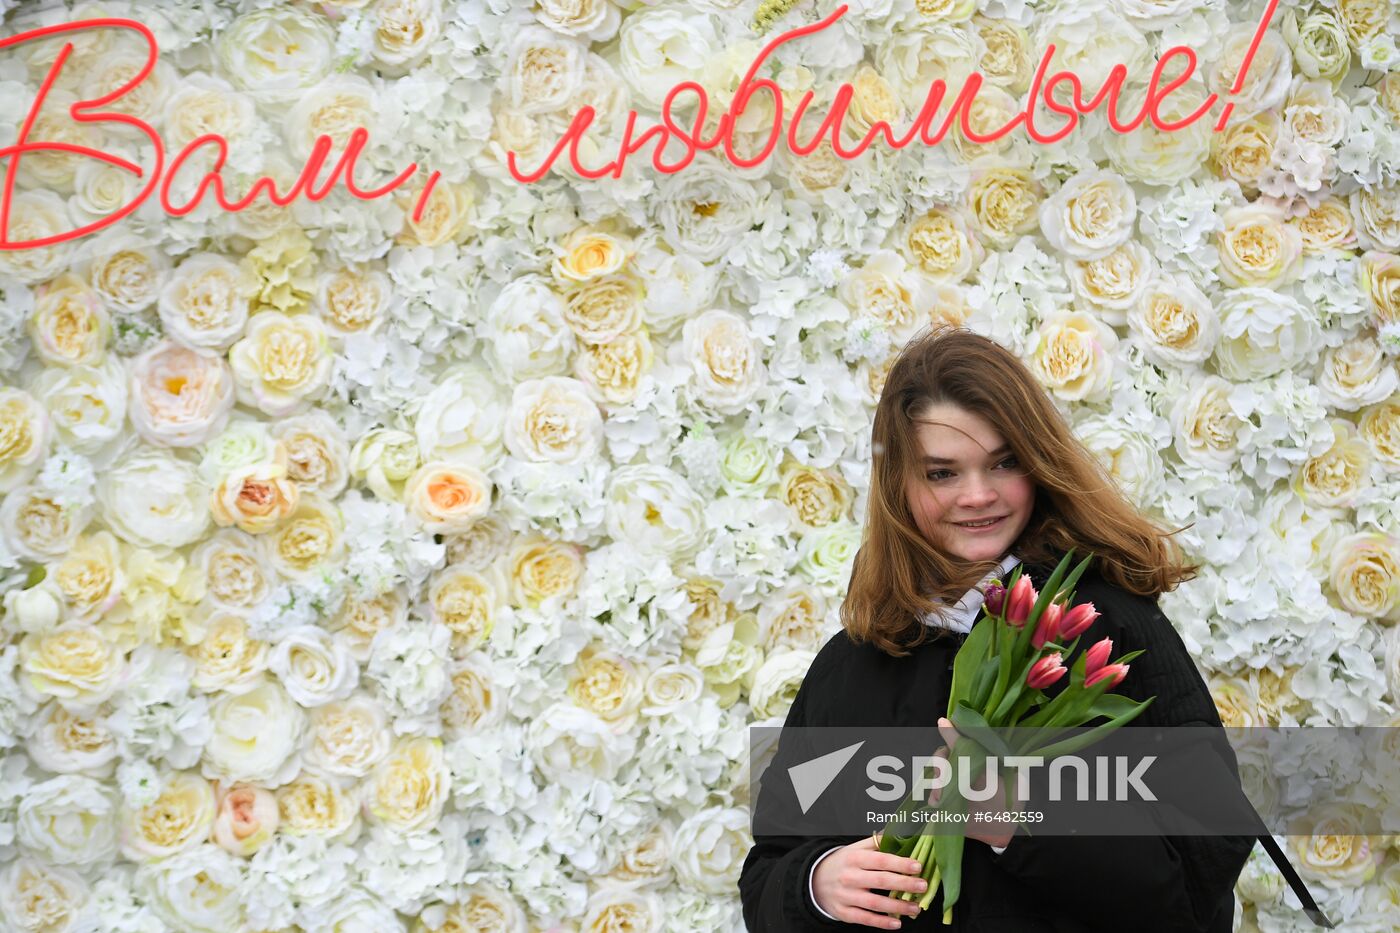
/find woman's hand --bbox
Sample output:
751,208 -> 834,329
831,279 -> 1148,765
811,835 -> 928,929
927,717 -> 1019,849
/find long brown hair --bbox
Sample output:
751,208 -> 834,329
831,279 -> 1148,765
842,324 -> 1200,657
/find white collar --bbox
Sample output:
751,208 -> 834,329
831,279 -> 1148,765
922,552 -> 1023,634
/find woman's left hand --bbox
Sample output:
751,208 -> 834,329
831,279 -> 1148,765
926,717 -> 1019,849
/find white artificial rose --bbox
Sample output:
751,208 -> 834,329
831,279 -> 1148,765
265,494 -> 344,581
1217,204 -> 1304,288
640,662 -> 704,715
284,74 -> 377,161
562,275 -> 645,344
98,447 -> 210,548
617,5 -> 717,111
653,159 -> 764,263
367,734 -> 450,832
413,887 -> 527,933
1036,5 -> 1150,98
567,644 -> 644,730
1065,242 -> 1155,324
672,806 -> 752,895
484,276 -> 576,382
1284,9 -> 1352,81
315,263 -> 391,338
318,892 -> 404,933
120,771 -> 217,861
1171,375 -> 1248,471
29,274 -> 109,368
19,625 -> 124,712
0,190 -> 73,284
505,25 -> 586,115
1289,803 -> 1382,886
527,701 -> 636,782
158,254 -> 253,351
16,775 -> 119,866
0,857 -> 91,933
1212,287 -> 1323,381
0,386 -> 48,493
163,72 -> 256,150
202,678 -> 305,786
82,231 -> 169,315
276,772 -> 361,840
0,487 -> 86,562
1209,22 -> 1292,118
189,611 -> 270,694
748,649 -> 815,720
605,464 -> 706,559
27,702 -> 118,776
269,626 -> 359,707
137,844 -> 246,933
429,566 -> 499,654
218,6 -> 335,102
536,0 -> 620,41
193,530 -> 271,612
1028,309 -> 1119,403
1330,532 -> 1400,622
1040,169 -> 1137,261
1293,419 -> 1372,509
127,341 -> 237,448
796,521 -> 862,587
442,655 -> 504,732
876,22 -> 982,108
3,583 -> 62,636
305,693 -> 392,777
228,311 -> 333,417
371,0 -> 444,71
503,376 -> 604,464
1352,183 -> 1400,253
678,309 -> 763,415
27,359 -> 126,455
581,885 -> 661,932
901,207 -> 983,283
1127,275 -> 1219,368
351,428 -> 421,501
1316,335 -> 1399,411
273,410 -> 352,497
413,364 -> 508,468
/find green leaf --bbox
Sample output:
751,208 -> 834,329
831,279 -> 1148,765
1023,696 -> 1157,759
950,613 -> 994,704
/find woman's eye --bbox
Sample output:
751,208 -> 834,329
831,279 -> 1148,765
925,458 -> 1018,482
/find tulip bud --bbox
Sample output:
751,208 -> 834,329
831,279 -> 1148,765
1005,576 -> 1036,627
1057,602 -> 1100,641
1085,663 -> 1129,690
1031,602 -> 1064,650
1026,652 -> 1067,689
1083,637 -> 1113,678
983,581 -> 1006,616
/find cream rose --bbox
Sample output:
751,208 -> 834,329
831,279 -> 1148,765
1359,397 -> 1400,470
779,460 -> 853,530
567,644 -> 644,731
0,386 -> 48,493
20,625 -> 124,712
1217,204 -> 1304,287
1211,112 -> 1279,190
127,341 -> 236,448
218,6 -> 335,102
28,702 -> 118,776
265,495 -> 343,581
1040,170 -> 1137,261
16,775 -> 119,866
506,537 -> 584,608
284,74 -> 376,160
1293,419 -> 1372,509
1338,0 -> 1390,49
413,887 -> 527,933
210,459 -> 301,535
605,464 -> 706,559
83,231 -> 168,314
211,782 -> 278,856
759,587 -> 829,654
1066,241 -> 1156,323
974,15 -> 1031,90
749,649 -> 815,720
371,0 -> 443,70
1028,310 -> 1119,403
640,662 -> 703,716
1292,196 -> 1356,252
1329,531 -> 1400,622
0,857 -> 90,933
901,207 -> 983,282
506,25 -> 586,115
1127,275 -> 1219,368
98,447 -> 211,548
315,263 -> 391,337
504,376 -> 604,464
442,656 -> 503,733
27,358 -> 126,455
483,276 -> 576,382
0,488 -> 84,562
679,309 -> 764,414
575,332 -> 655,406
0,190 -> 73,284
580,886 -> 660,932
672,806 -> 752,895
1171,375 -> 1247,471
228,311 -> 333,417
193,531 -> 272,612
29,274 -> 109,367
1317,335 -> 1399,410
967,168 -> 1041,248
1209,23 -> 1293,117
429,566 -> 498,654
273,410 -> 351,497
553,225 -> 632,284
276,773 -> 360,841
1290,803 -> 1382,886
120,771 -> 217,861
52,530 -> 122,623
189,611 -> 269,694
836,250 -> 934,345
203,678 -> 305,786
158,254 -> 253,351
1362,250 -> 1400,339
1353,183 -> 1400,252
305,693 -> 391,777
351,427 -> 421,501
368,735 -> 450,832
562,275 -> 645,344
163,72 -> 255,150
269,626 -> 358,707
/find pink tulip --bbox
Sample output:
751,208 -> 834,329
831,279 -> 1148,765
1085,663 -> 1129,689
983,582 -> 1006,616
1006,576 -> 1036,627
1026,652 -> 1067,689
1057,602 -> 1100,641
1031,602 -> 1064,649
1083,637 -> 1113,678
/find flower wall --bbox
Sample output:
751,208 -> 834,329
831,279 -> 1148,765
0,0 -> 1399,929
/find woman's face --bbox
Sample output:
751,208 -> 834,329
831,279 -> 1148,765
905,402 -> 1036,563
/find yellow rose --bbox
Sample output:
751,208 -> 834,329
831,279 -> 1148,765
575,331 -> 655,406
211,782 -> 279,856
967,168 -> 1041,248
507,538 -> 584,608
553,225 -> 632,283
189,611 -> 270,694
19,625 -> 123,711
405,461 -> 493,534
229,311 -> 332,418
429,566 -> 498,653
368,735 -> 449,832
0,387 -> 48,494
844,65 -> 904,140
399,179 -> 474,247
267,495 -> 343,580
563,275 -> 645,344
277,773 -> 360,841
567,644 -> 644,730
681,577 -> 732,653
1330,532 -> 1400,621
1291,197 -> 1356,253
975,15 -> 1031,91
902,207 -> 983,281
210,459 -> 301,534
121,771 -> 216,861
1218,204 -> 1304,287
242,227 -> 317,315
1291,803 -> 1382,885
443,659 -> 500,733
1211,112 -> 1278,190
1359,397 -> 1400,470
52,531 -> 121,623
29,273 -> 108,367
1029,309 -> 1119,402
315,264 -> 389,337
1293,420 -> 1372,509
330,590 -> 407,662
778,460 -> 852,529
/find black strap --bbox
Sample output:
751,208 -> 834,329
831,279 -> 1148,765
1257,833 -> 1333,928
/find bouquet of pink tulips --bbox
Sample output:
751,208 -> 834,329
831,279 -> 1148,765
874,550 -> 1154,924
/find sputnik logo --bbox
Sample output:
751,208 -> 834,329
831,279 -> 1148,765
789,740 -> 865,814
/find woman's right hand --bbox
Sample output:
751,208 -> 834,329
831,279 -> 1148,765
811,835 -> 928,929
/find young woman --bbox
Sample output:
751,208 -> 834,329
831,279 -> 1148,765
738,327 -> 1311,931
